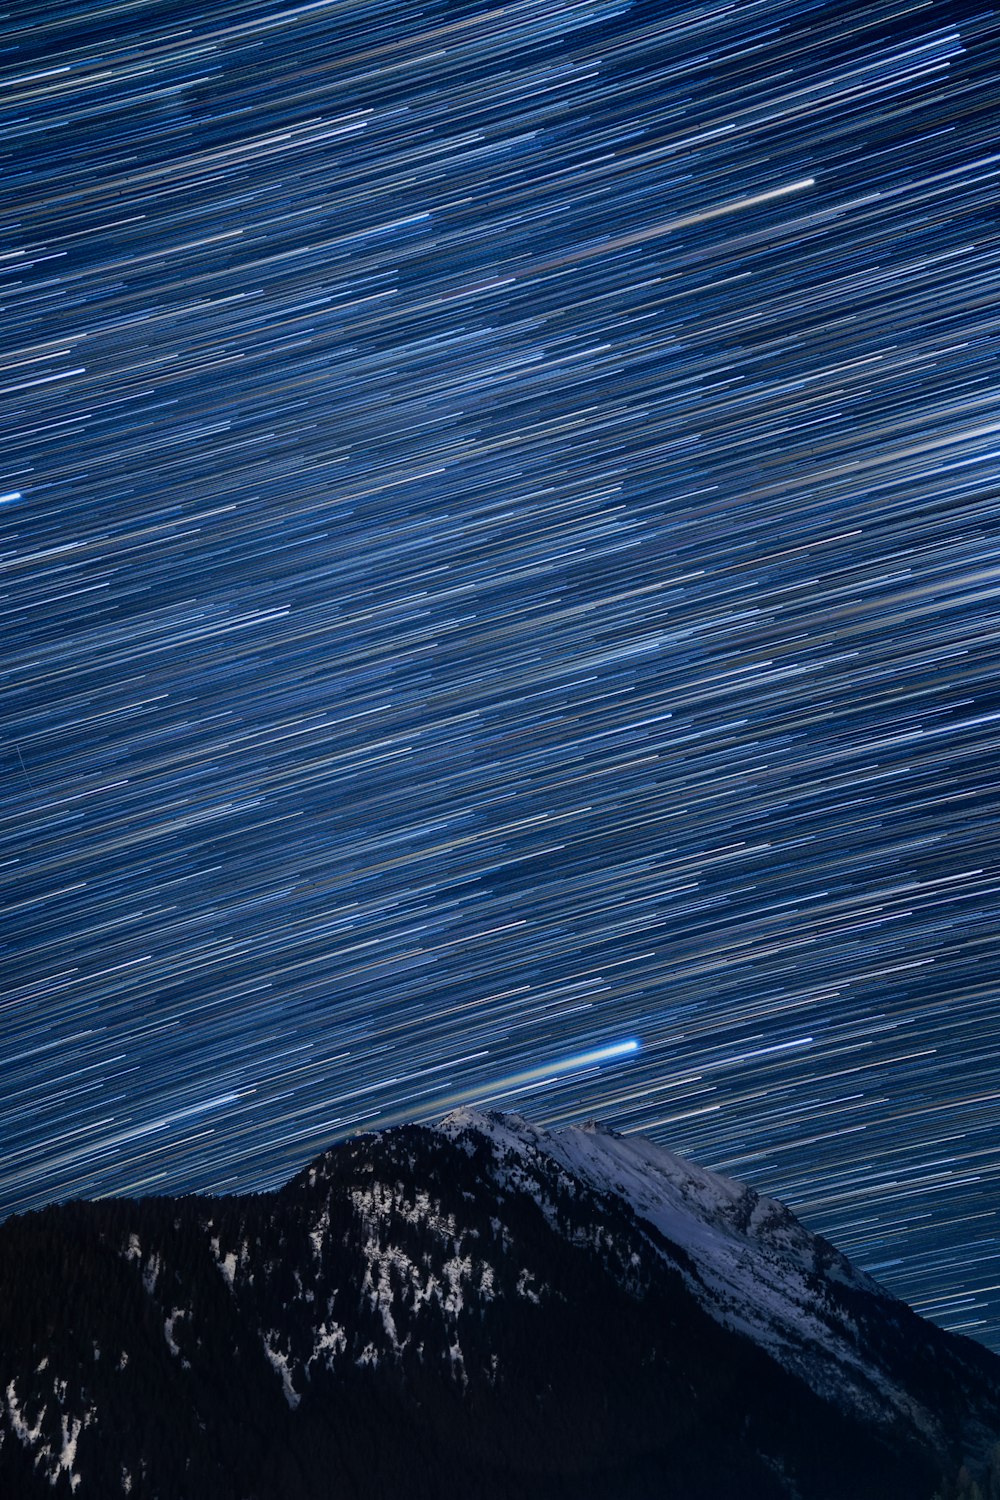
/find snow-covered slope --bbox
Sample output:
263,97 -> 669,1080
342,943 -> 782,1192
434,1108 -> 936,1436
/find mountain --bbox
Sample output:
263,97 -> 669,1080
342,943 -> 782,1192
1,1108 -> 998,1499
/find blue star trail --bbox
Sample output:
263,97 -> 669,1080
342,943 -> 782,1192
2,0 -> 1000,1350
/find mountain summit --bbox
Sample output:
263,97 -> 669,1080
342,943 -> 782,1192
1,1109 -> 998,1498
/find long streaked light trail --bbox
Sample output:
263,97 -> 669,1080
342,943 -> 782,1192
362,1039 -> 643,1133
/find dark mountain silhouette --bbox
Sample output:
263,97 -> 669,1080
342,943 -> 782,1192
1,1108 -> 998,1498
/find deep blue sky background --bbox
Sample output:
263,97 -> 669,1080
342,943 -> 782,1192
3,0 -> 1000,1348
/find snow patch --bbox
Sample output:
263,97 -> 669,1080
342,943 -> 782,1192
517,1269 -> 542,1304
441,1255 -> 473,1316
164,1309 -> 184,1358
58,1412 -> 83,1490
261,1333 -> 301,1409
210,1235 -> 238,1288
309,1209 -> 329,1261
307,1322 -> 347,1374
5,1379 -> 45,1445
142,1254 -> 161,1296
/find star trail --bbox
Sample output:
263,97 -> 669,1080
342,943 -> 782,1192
2,0 -> 1000,1349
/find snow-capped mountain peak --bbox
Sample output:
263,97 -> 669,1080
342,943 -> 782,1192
2,1109 -> 999,1500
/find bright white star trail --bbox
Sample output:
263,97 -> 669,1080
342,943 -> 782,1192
2,0 -> 1000,1349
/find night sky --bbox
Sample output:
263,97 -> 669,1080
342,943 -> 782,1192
3,0 -> 1000,1350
